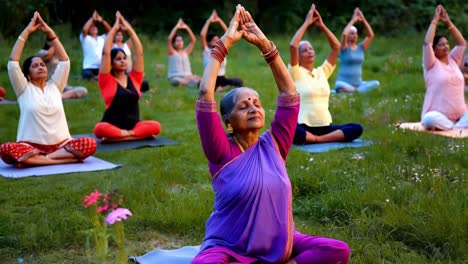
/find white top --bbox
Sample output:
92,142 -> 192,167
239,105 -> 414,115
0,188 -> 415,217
167,51 -> 192,78
80,33 -> 106,69
202,47 -> 226,76
112,43 -> 132,72
8,60 -> 71,144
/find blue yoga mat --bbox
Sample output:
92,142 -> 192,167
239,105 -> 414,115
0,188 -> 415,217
294,139 -> 373,153
129,245 -> 200,264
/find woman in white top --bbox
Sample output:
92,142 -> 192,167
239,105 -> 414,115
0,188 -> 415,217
0,12 -> 96,168
167,18 -> 201,87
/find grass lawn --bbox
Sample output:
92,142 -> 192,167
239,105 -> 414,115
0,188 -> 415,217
0,25 -> 466,263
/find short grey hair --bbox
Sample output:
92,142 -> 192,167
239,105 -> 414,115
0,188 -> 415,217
349,26 -> 358,33
220,87 -> 259,124
298,40 -> 312,52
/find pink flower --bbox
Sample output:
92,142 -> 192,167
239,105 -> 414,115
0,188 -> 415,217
83,189 -> 102,208
105,208 -> 132,225
97,204 -> 110,213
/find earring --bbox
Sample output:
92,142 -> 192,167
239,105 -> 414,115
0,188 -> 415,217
227,124 -> 233,133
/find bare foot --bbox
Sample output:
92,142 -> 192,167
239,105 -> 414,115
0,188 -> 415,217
215,86 -> 231,92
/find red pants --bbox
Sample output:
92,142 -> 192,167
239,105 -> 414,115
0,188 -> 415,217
0,137 -> 96,166
94,121 -> 161,139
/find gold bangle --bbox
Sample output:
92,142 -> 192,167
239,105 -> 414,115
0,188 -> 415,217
18,36 -> 25,42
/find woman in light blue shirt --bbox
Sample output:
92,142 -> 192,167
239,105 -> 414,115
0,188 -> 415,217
335,8 -> 380,93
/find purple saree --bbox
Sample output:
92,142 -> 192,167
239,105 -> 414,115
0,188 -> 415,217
195,94 -> 300,263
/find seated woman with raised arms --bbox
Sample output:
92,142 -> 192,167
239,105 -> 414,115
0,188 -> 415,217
420,5 -> 467,130
192,5 -> 350,264
0,12 -> 96,167
289,4 -> 363,144
334,7 -> 380,93
93,12 -> 161,142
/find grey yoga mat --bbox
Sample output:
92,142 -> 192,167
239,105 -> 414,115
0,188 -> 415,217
0,156 -> 121,178
73,134 -> 180,153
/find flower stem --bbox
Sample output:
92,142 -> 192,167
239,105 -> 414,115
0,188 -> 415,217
90,205 -> 108,263
114,221 -> 127,264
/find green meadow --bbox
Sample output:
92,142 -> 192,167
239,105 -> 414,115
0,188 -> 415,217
0,25 -> 466,263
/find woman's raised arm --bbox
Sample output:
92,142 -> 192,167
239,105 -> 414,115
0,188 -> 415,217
182,20 -> 197,55
167,19 -> 182,55
120,13 -> 144,72
9,12 -> 40,62
340,8 -> 359,49
358,9 -> 375,50
198,6 -> 243,102
439,5 -> 465,48
99,12 -> 121,74
314,9 -> 340,66
424,5 -> 441,47
200,11 -> 215,50
240,6 -> 295,96
289,4 -> 316,67
37,13 -> 68,61
94,11 -> 111,34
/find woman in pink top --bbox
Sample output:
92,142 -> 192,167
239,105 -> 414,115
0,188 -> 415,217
421,4 -> 467,130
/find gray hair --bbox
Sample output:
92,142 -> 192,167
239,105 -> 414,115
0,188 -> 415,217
349,26 -> 358,33
220,87 -> 259,124
298,40 -> 312,52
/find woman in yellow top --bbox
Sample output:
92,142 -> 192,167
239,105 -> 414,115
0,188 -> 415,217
289,4 -> 363,144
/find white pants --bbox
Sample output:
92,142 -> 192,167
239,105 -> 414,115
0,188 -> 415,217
421,111 -> 468,130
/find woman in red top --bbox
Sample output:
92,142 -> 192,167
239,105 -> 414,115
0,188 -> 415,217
94,12 -> 161,142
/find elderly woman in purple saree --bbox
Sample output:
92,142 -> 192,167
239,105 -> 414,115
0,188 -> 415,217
193,5 -> 350,264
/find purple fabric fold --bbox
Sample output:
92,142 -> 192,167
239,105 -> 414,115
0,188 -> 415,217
195,94 -> 300,263
200,132 -> 294,263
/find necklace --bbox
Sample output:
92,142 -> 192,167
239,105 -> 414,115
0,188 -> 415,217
232,135 -> 245,153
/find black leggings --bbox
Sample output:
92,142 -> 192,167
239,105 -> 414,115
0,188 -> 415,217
293,123 -> 363,145
215,76 -> 243,88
